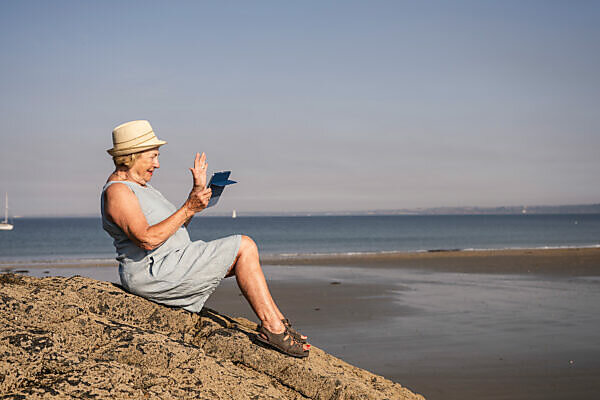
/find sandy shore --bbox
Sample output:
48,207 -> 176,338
3,247 -> 600,276
261,247 -> 600,275
210,250 -> 600,400
207,274 -> 600,400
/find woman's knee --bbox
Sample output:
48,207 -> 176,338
239,235 -> 258,257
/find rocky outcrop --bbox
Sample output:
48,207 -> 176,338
0,274 -> 424,399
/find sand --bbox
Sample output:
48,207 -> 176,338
212,247 -> 600,400
260,247 -> 600,275
4,247 -> 600,275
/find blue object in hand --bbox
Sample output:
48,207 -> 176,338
207,171 -> 237,207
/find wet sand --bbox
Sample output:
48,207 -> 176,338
214,248 -> 600,400
261,247 -> 600,275
3,247 -> 600,399
4,247 -> 600,274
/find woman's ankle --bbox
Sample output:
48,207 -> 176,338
261,317 -> 285,334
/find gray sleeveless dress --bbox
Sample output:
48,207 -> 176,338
101,181 -> 241,313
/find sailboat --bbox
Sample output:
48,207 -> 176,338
232,209 -> 237,219
0,193 -> 13,231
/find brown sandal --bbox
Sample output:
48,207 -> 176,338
282,318 -> 307,343
256,325 -> 309,358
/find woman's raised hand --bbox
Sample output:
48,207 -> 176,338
190,152 -> 208,189
185,152 -> 212,214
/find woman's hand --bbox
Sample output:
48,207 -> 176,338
185,186 -> 212,214
190,152 -> 208,189
182,152 -> 211,218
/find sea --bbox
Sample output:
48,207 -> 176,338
0,214 -> 599,264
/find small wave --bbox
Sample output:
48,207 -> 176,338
462,244 -> 600,252
263,250 -> 404,259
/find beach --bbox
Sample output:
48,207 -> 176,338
3,247 -> 600,399
261,246 -> 600,275
218,248 -> 600,399
5,246 -> 600,274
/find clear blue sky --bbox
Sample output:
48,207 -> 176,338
1,1 -> 599,216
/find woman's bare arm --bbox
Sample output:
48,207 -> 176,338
183,152 -> 210,228
104,182 -> 211,251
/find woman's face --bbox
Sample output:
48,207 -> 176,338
131,148 -> 160,184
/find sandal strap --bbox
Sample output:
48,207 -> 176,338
282,318 -> 307,343
257,325 -> 308,357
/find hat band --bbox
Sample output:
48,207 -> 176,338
113,130 -> 160,150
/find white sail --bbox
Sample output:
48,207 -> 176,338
232,209 -> 237,219
0,193 -> 14,230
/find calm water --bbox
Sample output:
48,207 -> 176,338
0,214 -> 599,263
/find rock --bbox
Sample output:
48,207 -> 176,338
0,274 -> 425,399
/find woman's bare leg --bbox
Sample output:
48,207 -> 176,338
227,235 -> 308,348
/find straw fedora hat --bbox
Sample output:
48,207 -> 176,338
107,120 -> 167,156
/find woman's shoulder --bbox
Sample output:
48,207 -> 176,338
104,180 -> 136,196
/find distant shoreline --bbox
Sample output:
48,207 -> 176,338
3,247 -> 599,276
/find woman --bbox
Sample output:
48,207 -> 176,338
101,120 -> 309,358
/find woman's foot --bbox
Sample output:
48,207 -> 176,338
256,324 -> 310,358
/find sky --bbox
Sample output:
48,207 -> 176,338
0,1 -> 599,216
